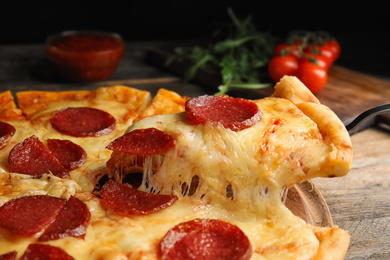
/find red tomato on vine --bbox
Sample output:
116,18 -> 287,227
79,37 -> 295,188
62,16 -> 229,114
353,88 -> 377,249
313,44 -> 337,64
268,31 -> 340,94
268,56 -> 299,83
296,62 -> 328,94
272,43 -> 300,59
299,52 -> 331,70
323,39 -> 341,61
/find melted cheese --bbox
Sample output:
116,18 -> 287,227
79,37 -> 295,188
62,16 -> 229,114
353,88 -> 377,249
102,93 -> 351,259
110,97 -> 337,219
0,173 -> 81,206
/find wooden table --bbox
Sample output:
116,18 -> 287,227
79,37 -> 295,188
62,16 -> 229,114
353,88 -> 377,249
1,41 -> 390,259
313,127 -> 390,259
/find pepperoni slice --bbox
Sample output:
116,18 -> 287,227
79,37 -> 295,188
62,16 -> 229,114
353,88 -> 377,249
0,251 -> 17,260
20,244 -> 74,260
8,135 -> 69,178
47,139 -> 87,170
39,196 -> 91,242
0,195 -> 66,237
185,95 -> 262,131
106,128 -> 175,155
100,179 -> 178,215
50,107 -> 116,137
159,218 -> 253,260
0,121 -> 15,149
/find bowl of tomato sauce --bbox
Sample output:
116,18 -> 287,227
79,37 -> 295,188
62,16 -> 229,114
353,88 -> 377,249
45,31 -> 125,82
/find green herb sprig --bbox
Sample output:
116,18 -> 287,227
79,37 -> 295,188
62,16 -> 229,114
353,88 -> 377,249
166,7 -> 276,95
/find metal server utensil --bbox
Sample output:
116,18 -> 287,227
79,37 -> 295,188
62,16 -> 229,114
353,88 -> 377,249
344,103 -> 390,135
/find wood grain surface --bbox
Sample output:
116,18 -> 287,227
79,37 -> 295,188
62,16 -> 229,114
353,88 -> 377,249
1,42 -> 390,259
313,126 -> 390,259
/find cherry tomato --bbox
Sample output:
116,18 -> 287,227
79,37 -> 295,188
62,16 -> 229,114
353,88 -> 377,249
268,56 -> 299,82
313,44 -> 337,64
273,43 -> 288,56
324,39 -> 341,61
299,53 -> 331,70
296,62 -> 328,94
272,43 -> 300,59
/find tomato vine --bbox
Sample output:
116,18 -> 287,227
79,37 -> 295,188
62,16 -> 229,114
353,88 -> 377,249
268,30 -> 341,93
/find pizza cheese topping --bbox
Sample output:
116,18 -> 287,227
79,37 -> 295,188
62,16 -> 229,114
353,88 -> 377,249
50,107 -> 116,137
8,135 -> 70,179
185,94 -> 262,131
0,121 -> 15,149
99,179 -> 178,215
159,218 -> 253,260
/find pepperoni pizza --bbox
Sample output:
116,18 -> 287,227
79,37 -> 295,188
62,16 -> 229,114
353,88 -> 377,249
0,76 -> 352,259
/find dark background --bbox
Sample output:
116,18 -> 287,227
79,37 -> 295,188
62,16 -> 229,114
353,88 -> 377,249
1,1 -> 389,79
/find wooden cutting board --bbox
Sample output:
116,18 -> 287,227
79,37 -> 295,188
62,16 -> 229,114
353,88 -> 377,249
146,46 -> 390,128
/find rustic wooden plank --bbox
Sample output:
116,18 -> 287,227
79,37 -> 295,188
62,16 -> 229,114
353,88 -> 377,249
312,127 -> 390,259
318,66 -> 390,123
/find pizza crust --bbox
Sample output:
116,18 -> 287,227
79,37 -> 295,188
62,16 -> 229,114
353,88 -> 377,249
274,76 -> 353,179
0,90 -> 25,121
135,88 -> 189,122
274,75 -> 320,104
312,225 -> 350,260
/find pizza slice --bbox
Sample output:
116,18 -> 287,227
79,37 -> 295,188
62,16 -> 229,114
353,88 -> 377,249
102,75 -> 352,259
135,88 -> 190,122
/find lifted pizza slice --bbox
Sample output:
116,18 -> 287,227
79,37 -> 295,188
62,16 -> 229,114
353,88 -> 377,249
104,76 -> 352,259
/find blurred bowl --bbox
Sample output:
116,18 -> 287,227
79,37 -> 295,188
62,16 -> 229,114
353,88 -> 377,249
45,30 -> 125,82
